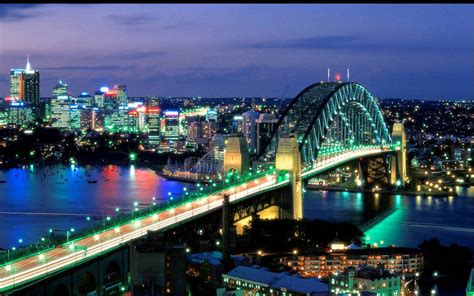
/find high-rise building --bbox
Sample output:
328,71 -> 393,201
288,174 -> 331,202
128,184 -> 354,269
50,94 -> 71,129
22,56 -> 40,107
187,121 -> 203,141
9,69 -> 24,100
147,106 -> 161,147
256,113 -> 278,155
206,108 -> 218,122
241,110 -> 260,154
164,110 -> 180,141
53,80 -> 68,97
115,85 -> 127,106
76,92 -> 93,107
9,56 -> 40,119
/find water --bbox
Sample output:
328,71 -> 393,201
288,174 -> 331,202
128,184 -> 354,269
304,187 -> 474,250
0,164 -> 193,249
0,165 -> 473,252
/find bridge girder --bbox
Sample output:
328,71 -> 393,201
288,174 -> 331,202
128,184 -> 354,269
258,82 -> 392,168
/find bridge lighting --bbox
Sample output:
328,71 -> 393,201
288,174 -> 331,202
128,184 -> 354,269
38,254 -> 45,262
49,228 -> 53,233
115,227 -> 121,233
106,216 -> 111,221
18,239 -> 23,244
94,234 -> 100,241
169,208 -> 175,214
134,201 -> 139,207
68,244 -> 75,251
86,216 -> 91,221
116,207 -> 120,212
5,265 -> 12,272
152,214 -> 158,221
70,228 -> 75,232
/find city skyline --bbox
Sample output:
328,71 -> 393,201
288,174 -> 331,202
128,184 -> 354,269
1,4 -> 473,100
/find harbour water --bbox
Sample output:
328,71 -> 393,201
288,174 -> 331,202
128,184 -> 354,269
0,165 -> 473,252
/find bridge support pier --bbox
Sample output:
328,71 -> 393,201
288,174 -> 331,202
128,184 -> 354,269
223,136 -> 250,177
275,135 -> 303,220
390,122 -> 407,186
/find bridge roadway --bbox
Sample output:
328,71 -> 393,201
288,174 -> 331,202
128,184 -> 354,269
0,146 -> 393,293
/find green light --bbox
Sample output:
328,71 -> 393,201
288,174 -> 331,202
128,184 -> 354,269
129,153 -> 137,161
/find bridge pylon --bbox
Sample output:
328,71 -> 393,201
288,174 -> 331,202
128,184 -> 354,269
390,122 -> 407,186
223,136 -> 250,177
275,135 -> 303,220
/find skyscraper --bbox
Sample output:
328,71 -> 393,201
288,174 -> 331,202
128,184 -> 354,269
22,56 -> 40,106
9,56 -> 40,120
256,113 -> 278,155
241,110 -> 260,154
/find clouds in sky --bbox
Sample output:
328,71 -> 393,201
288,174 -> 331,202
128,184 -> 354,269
0,4 -> 472,99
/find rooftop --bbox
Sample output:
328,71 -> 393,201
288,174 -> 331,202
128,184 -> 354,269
225,265 -> 328,293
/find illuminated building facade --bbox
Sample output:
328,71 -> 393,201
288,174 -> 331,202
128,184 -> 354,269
164,110 -> 180,141
241,110 -> 259,154
9,56 -> 40,120
147,106 -> 161,147
279,247 -> 423,278
329,267 -> 401,296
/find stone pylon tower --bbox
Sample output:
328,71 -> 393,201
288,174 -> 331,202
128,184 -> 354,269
223,136 -> 250,177
390,122 -> 407,186
275,135 -> 303,220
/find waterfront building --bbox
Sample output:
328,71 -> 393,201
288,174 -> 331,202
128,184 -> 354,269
329,266 -> 401,296
279,247 -> 423,278
222,265 -> 329,296
256,112 -> 278,156
241,110 -> 259,154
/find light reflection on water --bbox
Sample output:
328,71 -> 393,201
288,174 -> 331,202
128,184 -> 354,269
304,186 -> 474,250
0,164 -> 194,249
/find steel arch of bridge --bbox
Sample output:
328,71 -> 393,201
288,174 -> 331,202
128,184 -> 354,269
258,82 -> 392,166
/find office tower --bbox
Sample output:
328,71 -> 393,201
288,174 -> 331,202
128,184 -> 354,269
77,92 -> 93,107
53,80 -> 68,97
9,69 -> 24,100
147,106 -> 161,147
241,110 -> 260,154
51,94 -> 71,129
9,56 -> 40,119
94,90 -> 105,108
115,85 -> 127,106
22,56 -> 40,107
187,121 -> 203,141
256,113 -> 278,155
164,110 -> 180,141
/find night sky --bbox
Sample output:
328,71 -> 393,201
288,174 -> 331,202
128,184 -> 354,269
0,4 -> 473,99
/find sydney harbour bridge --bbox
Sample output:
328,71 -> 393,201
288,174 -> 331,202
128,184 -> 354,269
0,82 -> 406,295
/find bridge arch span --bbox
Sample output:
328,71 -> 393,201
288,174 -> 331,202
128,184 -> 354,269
258,82 -> 391,168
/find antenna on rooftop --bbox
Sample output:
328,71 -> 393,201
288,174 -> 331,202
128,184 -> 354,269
327,68 -> 330,82
347,68 -> 350,82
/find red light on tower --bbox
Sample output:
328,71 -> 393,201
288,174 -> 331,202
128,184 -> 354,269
335,73 -> 342,82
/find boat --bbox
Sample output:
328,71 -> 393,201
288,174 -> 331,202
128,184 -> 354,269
87,180 -> 98,184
